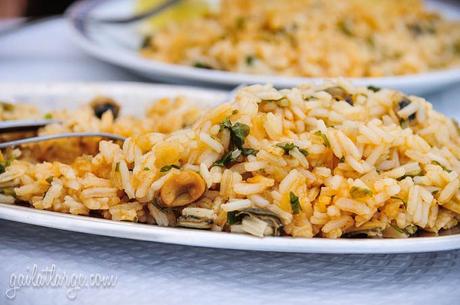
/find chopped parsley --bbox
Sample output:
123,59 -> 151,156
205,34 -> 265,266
390,196 -> 407,206
213,149 -> 241,167
193,62 -> 213,69
338,20 -> 354,36
404,224 -> 418,235
399,119 -> 410,129
140,35 -> 151,48
216,118 -> 256,167
396,172 -> 422,181
314,131 -> 330,148
367,85 -> 381,92
391,223 -> 417,235
350,186 -> 372,199
431,161 -> 452,173
2,188 -> 15,197
241,147 -> 258,156
276,142 -> 308,156
227,211 -> 238,225
160,164 -> 180,172
289,192 -> 301,214
390,224 -> 405,234
144,167 -> 150,171
43,113 -> 53,119
220,118 -> 251,150
245,55 -> 255,66
261,97 -> 290,107
0,153 -> 14,174
231,122 -> 250,148
235,17 -> 246,29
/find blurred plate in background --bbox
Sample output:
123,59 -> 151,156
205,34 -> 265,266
67,0 -> 460,95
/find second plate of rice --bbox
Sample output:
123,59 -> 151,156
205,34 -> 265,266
67,0 -> 460,94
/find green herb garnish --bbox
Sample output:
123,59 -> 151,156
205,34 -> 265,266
390,224 -> 405,234
396,173 -> 421,181
289,192 -> 301,214
46,176 -> 53,183
241,147 -> 258,156
0,164 -> 4,174
227,211 -> 238,225
399,119 -> 409,129
261,97 -> 290,107
391,196 -> 407,206
235,17 -> 246,29
367,86 -> 381,92
2,188 -> 15,197
217,118 -> 255,167
338,20 -> 354,36
160,164 -> 180,172
245,55 -> 255,66
213,149 -> 241,167
144,167 -> 150,171
43,113 -> 53,119
140,35 -> 151,48
193,62 -> 213,69
314,131 -> 330,148
431,161 -> 452,173
390,223 -> 417,235
276,142 -> 308,156
350,186 -> 372,199
404,224 -> 418,235
230,122 -> 250,148
220,118 -> 250,149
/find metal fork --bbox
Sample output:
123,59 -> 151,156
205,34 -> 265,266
0,120 -> 125,149
0,133 -> 125,149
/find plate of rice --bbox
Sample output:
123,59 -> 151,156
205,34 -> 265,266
68,0 -> 460,94
1,81 -> 460,253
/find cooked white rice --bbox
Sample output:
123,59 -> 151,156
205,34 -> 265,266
1,81 -> 460,239
140,0 -> 460,77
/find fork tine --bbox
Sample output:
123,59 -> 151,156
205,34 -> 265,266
0,119 -> 61,133
0,132 -> 125,149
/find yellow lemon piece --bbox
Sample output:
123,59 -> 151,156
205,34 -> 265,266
136,0 -> 210,29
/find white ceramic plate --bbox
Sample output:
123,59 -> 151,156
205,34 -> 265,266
1,82 -> 460,254
66,0 -> 460,95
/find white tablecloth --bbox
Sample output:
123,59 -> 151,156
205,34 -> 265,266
1,18 -> 460,305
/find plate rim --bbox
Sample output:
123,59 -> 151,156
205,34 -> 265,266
1,203 -> 460,254
66,0 -> 460,90
1,81 -> 460,254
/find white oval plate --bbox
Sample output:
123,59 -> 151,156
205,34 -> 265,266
67,0 -> 460,95
1,82 -> 460,254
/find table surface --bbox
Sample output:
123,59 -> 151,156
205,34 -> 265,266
1,17 -> 460,305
